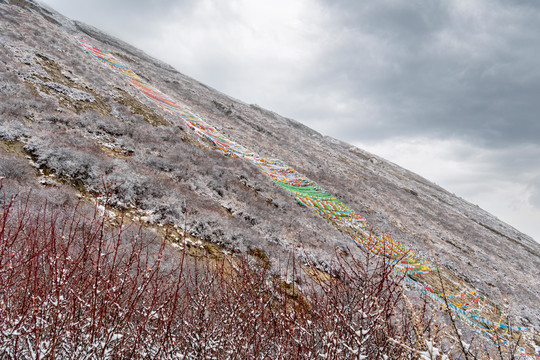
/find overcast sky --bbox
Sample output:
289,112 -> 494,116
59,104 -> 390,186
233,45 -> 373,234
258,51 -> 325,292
39,0 -> 540,242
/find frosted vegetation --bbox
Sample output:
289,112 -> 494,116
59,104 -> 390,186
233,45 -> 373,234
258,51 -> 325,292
0,0 -> 539,358
0,187 -> 443,359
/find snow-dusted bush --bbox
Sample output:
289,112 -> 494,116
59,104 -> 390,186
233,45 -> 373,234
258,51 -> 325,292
0,154 -> 33,182
0,120 -> 29,142
24,130 -> 113,184
76,111 -> 131,137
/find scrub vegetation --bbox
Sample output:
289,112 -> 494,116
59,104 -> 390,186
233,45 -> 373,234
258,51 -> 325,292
0,0 -> 539,358
1,185 -> 528,359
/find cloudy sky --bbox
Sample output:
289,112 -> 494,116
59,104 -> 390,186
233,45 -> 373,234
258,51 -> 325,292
40,0 -> 540,242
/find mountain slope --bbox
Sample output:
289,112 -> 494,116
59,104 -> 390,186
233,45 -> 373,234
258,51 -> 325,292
1,0 -> 539,355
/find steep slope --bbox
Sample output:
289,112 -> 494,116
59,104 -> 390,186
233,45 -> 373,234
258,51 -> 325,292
1,0 -> 539,354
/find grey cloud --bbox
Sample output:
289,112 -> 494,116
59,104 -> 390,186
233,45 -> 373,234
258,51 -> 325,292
325,1 -> 451,41
302,0 -> 540,148
442,141 -> 540,178
529,176 -> 540,209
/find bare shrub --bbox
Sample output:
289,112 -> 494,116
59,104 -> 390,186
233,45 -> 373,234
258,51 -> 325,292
0,120 -> 29,142
23,130 -> 114,185
0,186 -> 447,359
0,154 -> 33,182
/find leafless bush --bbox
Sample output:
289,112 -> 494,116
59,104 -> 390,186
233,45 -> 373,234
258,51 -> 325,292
0,154 -> 33,182
0,72 -> 23,96
0,187 -> 177,358
0,187 -> 448,359
76,111 -> 129,137
24,130 -> 114,184
0,120 -> 29,142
